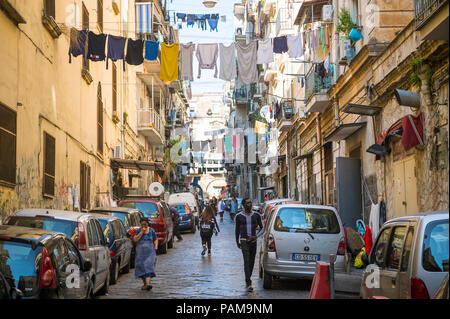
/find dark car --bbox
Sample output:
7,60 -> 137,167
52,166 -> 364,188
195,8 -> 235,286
170,203 -> 196,233
94,214 -> 133,285
119,196 -> 174,254
0,225 -> 93,299
90,207 -> 144,268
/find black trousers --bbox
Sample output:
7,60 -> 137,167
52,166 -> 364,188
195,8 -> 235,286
240,240 -> 257,286
200,231 -> 213,250
174,223 -> 183,240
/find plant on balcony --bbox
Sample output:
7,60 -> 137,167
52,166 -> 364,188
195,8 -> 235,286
337,9 -> 357,40
409,58 -> 433,91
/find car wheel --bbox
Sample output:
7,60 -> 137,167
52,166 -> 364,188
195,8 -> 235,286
110,259 -> 119,285
263,270 -> 272,289
97,271 -> 110,296
158,242 -> 168,254
168,234 -> 174,249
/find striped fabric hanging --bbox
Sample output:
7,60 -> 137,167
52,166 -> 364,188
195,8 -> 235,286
136,2 -> 152,34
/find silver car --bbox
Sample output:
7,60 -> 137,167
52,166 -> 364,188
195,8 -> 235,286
259,204 -> 346,289
360,211 -> 449,299
7,209 -> 111,296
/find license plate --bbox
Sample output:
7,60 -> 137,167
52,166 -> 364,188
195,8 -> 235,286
292,253 -> 320,262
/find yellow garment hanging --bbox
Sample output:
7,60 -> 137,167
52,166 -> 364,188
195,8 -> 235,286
160,43 -> 179,83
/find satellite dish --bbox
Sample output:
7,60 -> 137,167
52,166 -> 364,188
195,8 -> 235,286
149,182 -> 164,197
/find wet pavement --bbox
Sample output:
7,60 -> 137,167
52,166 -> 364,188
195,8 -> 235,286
99,215 -> 312,299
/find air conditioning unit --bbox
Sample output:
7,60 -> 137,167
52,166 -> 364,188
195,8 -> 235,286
114,145 -> 122,158
322,5 -> 333,22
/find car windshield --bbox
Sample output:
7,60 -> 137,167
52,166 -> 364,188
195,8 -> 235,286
274,207 -> 340,234
422,220 -> 449,272
0,240 -> 41,288
8,217 -> 77,241
98,219 -> 108,231
171,205 -> 186,214
120,202 -> 159,219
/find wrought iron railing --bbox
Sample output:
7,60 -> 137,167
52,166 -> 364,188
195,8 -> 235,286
304,67 -> 334,105
415,0 -> 448,28
138,108 -> 165,141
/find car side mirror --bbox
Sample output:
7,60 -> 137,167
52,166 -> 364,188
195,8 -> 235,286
83,259 -> 92,272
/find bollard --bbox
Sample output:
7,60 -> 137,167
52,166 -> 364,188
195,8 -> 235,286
329,254 -> 336,299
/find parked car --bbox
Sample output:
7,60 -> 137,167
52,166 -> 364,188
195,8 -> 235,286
119,197 -> 174,254
259,204 -> 346,289
170,203 -> 196,233
6,209 -> 111,296
262,199 -> 299,224
360,211 -> 449,299
169,193 -> 200,225
94,214 -> 133,285
90,207 -> 144,268
0,225 -> 93,299
433,273 -> 449,299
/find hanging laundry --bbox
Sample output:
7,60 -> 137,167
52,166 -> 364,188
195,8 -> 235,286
220,15 -> 226,22
320,26 -> 326,52
324,25 -> 330,48
160,42 -> 179,82
144,40 -> 159,61
176,13 -> 187,22
236,41 -> 258,85
402,112 -> 424,151
233,133 -> 241,150
323,54 -> 330,73
224,136 -> 233,153
255,121 -> 267,134
196,15 -> 207,30
273,36 -> 288,54
125,39 -> 144,65
256,39 -> 274,64
179,43 -> 195,81
311,29 -> 316,57
187,14 -> 196,28
106,35 -> 126,70
207,17 -> 219,32
87,31 -> 107,62
287,33 -> 303,58
219,43 -> 237,81
196,43 -> 219,78
68,28 -> 88,63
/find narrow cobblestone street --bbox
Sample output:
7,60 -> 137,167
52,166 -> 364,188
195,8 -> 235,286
100,215 -> 311,299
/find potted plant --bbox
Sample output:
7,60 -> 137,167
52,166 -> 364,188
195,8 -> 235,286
337,9 -> 358,61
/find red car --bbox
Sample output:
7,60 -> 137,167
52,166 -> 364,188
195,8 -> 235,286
118,197 -> 174,254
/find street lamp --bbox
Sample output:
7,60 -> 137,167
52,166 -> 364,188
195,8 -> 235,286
203,1 -> 217,8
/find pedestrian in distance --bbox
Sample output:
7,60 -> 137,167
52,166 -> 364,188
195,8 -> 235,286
198,205 -> 220,256
170,206 -> 183,241
235,198 -> 264,292
210,197 -> 218,217
133,217 -> 158,291
230,197 -> 238,222
218,197 -> 226,222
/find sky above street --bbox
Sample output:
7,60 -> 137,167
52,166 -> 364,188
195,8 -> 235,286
167,0 -> 234,94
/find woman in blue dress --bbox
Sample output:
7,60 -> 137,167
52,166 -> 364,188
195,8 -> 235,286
133,217 -> 158,290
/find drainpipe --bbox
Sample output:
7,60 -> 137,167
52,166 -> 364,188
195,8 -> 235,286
333,0 -> 340,82
316,114 -> 324,205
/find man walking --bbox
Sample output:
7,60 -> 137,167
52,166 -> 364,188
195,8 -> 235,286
235,198 -> 264,292
230,197 -> 238,221
170,206 -> 183,241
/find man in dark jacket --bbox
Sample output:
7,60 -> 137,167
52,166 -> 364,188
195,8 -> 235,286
170,207 -> 183,241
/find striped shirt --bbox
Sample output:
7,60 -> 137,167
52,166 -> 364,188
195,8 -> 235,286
235,212 -> 264,245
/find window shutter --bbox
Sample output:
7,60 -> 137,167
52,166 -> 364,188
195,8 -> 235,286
0,103 -> 16,186
43,132 -> 56,197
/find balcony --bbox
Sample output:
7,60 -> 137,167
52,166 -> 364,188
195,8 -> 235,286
304,67 -> 333,113
234,84 -> 251,105
137,108 -> 165,145
276,99 -> 295,132
414,0 -> 449,40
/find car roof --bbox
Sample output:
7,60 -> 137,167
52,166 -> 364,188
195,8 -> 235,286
274,204 -> 338,211
385,210 -> 449,224
90,213 -> 121,222
0,225 -> 60,241
119,198 -> 160,204
90,207 -> 139,213
13,209 -> 91,221
265,198 -> 293,205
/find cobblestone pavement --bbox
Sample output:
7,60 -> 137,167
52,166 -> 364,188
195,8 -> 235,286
99,215 -> 312,299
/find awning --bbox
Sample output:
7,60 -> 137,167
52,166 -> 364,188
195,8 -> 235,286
110,158 -> 166,172
342,103 -> 382,116
324,123 -> 367,142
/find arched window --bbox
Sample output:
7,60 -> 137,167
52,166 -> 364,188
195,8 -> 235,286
97,83 -> 103,154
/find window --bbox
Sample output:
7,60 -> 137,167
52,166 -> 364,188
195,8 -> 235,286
43,132 -> 55,197
386,226 -> 407,270
82,2 -> 90,71
422,220 -> 449,272
94,219 -> 106,245
52,239 -> 69,273
87,220 -> 100,246
65,239 -> 81,268
97,0 -> 103,32
273,207 -> 340,234
400,227 -> 415,272
111,221 -> 122,240
371,227 -> 392,268
112,63 -> 117,113
80,161 -> 90,210
44,0 -> 55,18
0,103 -> 16,186
120,202 -> 160,218
97,83 -> 103,155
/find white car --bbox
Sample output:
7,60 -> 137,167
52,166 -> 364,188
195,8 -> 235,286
169,192 -> 200,224
259,204 -> 346,289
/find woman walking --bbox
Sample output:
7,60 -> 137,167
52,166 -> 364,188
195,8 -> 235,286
133,217 -> 158,291
198,205 -> 220,256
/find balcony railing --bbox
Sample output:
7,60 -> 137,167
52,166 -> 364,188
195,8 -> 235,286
275,99 -> 295,121
138,108 -> 165,142
304,67 -> 334,105
415,0 -> 448,29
